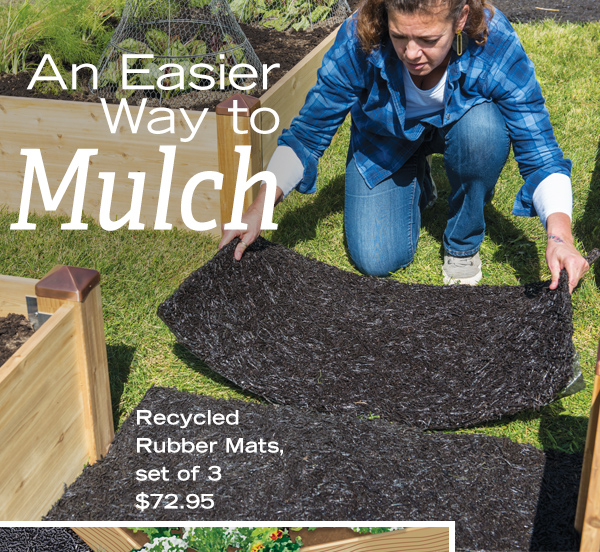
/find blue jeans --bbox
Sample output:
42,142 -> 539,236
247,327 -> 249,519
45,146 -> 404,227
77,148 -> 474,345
345,101 -> 511,277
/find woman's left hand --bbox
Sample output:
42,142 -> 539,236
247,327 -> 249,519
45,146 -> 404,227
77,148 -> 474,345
545,213 -> 589,293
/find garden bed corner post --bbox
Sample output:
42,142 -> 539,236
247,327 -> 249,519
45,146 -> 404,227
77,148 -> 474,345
216,93 -> 263,233
575,339 -> 600,550
34,266 -> 114,462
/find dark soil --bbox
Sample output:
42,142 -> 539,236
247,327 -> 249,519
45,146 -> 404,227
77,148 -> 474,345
0,528 -> 93,552
1,0 -> 597,109
0,313 -> 35,367
158,238 -> 578,430
0,21 -> 344,112
44,387 -> 582,552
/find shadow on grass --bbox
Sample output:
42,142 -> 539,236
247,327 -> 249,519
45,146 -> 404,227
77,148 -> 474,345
530,444 -> 583,551
107,344 -> 136,430
531,403 -> 585,551
422,156 -> 542,283
171,342 -> 267,403
573,135 -> 600,287
271,174 -> 345,249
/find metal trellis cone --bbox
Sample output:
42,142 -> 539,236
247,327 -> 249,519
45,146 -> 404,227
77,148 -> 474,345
229,0 -> 351,31
94,0 -> 263,107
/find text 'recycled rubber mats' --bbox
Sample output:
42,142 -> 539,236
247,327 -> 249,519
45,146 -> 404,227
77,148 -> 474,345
158,237 -> 581,430
44,387 -> 581,551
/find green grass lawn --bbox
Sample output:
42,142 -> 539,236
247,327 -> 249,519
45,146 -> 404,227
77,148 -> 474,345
1,20 -> 599,453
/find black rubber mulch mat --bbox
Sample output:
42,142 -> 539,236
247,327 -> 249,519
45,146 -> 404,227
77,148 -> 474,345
44,387 -> 581,551
0,528 -> 92,552
158,238 -> 578,430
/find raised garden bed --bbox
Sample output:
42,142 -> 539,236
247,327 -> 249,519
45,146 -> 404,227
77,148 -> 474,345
71,527 -> 449,552
0,265 -> 113,521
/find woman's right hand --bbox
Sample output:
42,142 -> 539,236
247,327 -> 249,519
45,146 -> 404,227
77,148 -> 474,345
218,184 -> 284,260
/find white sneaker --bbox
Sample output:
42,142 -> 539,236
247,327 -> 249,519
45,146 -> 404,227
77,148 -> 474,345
442,252 -> 482,285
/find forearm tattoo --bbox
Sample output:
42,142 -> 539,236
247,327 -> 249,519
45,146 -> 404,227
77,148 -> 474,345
547,234 -> 565,244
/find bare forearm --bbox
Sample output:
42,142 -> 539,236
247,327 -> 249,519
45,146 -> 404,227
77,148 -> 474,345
546,212 -> 573,244
545,213 -> 589,293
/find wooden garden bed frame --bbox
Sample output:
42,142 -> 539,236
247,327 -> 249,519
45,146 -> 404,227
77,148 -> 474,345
575,340 -> 600,551
0,265 -> 113,521
0,25 -> 340,237
72,526 -> 451,552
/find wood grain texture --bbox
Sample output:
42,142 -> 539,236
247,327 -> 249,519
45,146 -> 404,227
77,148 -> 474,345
73,285 -> 114,461
0,303 -> 89,521
36,288 -> 113,461
0,274 -> 37,316
301,527 -> 450,552
577,341 -> 600,550
259,25 -> 339,168
0,96 -> 221,234
217,98 -> 262,230
72,527 -> 149,552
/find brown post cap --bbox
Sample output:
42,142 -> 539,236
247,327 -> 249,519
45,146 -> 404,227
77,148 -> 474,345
216,93 -> 260,116
35,266 -> 101,303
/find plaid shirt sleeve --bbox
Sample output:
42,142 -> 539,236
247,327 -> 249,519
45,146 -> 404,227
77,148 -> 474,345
482,14 -> 572,217
277,18 -> 367,194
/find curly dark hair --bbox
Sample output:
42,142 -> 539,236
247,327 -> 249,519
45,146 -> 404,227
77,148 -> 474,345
356,0 -> 495,54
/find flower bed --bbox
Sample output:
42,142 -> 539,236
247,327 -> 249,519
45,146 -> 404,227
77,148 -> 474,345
0,265 -> 113,521
71,527 -> 449,552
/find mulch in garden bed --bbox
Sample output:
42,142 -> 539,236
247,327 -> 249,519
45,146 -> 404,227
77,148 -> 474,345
0,20 -> 344,111
1,0 -> 598,109
0,528 -> 93,552
0,313 -> 35,367
158,237 -> 586,430
44,386 -> 582,552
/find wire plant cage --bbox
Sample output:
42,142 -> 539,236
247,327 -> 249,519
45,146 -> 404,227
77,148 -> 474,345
230,0 -> 351,31
94,0 -> 263,107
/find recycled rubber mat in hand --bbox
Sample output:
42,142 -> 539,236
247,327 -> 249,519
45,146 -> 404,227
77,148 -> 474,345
0,528 -> 93,552
158,237 -> 585,430
44,387 -> 581,551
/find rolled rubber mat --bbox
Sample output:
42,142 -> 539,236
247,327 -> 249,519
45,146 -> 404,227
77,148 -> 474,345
0,528 -> 92,552
158,238 -> 581,430
45,387 -> 581,552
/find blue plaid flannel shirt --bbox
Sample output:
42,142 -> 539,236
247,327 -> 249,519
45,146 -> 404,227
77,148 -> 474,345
277,8 -> 571,217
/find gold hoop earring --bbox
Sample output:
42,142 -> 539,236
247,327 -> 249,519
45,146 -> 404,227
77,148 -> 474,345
455,30 -> 463,56
452,30 -> 468,56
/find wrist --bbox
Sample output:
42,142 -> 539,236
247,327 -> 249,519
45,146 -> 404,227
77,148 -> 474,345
546,212 -> 573,243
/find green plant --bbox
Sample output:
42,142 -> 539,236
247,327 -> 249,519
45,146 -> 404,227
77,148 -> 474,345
128,528 -> 305,552
0,0 -> 122,76
0,0 -> 52,74
230,0 -> 338,31
130,528 -> 174,540
31,60 -> 72,94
